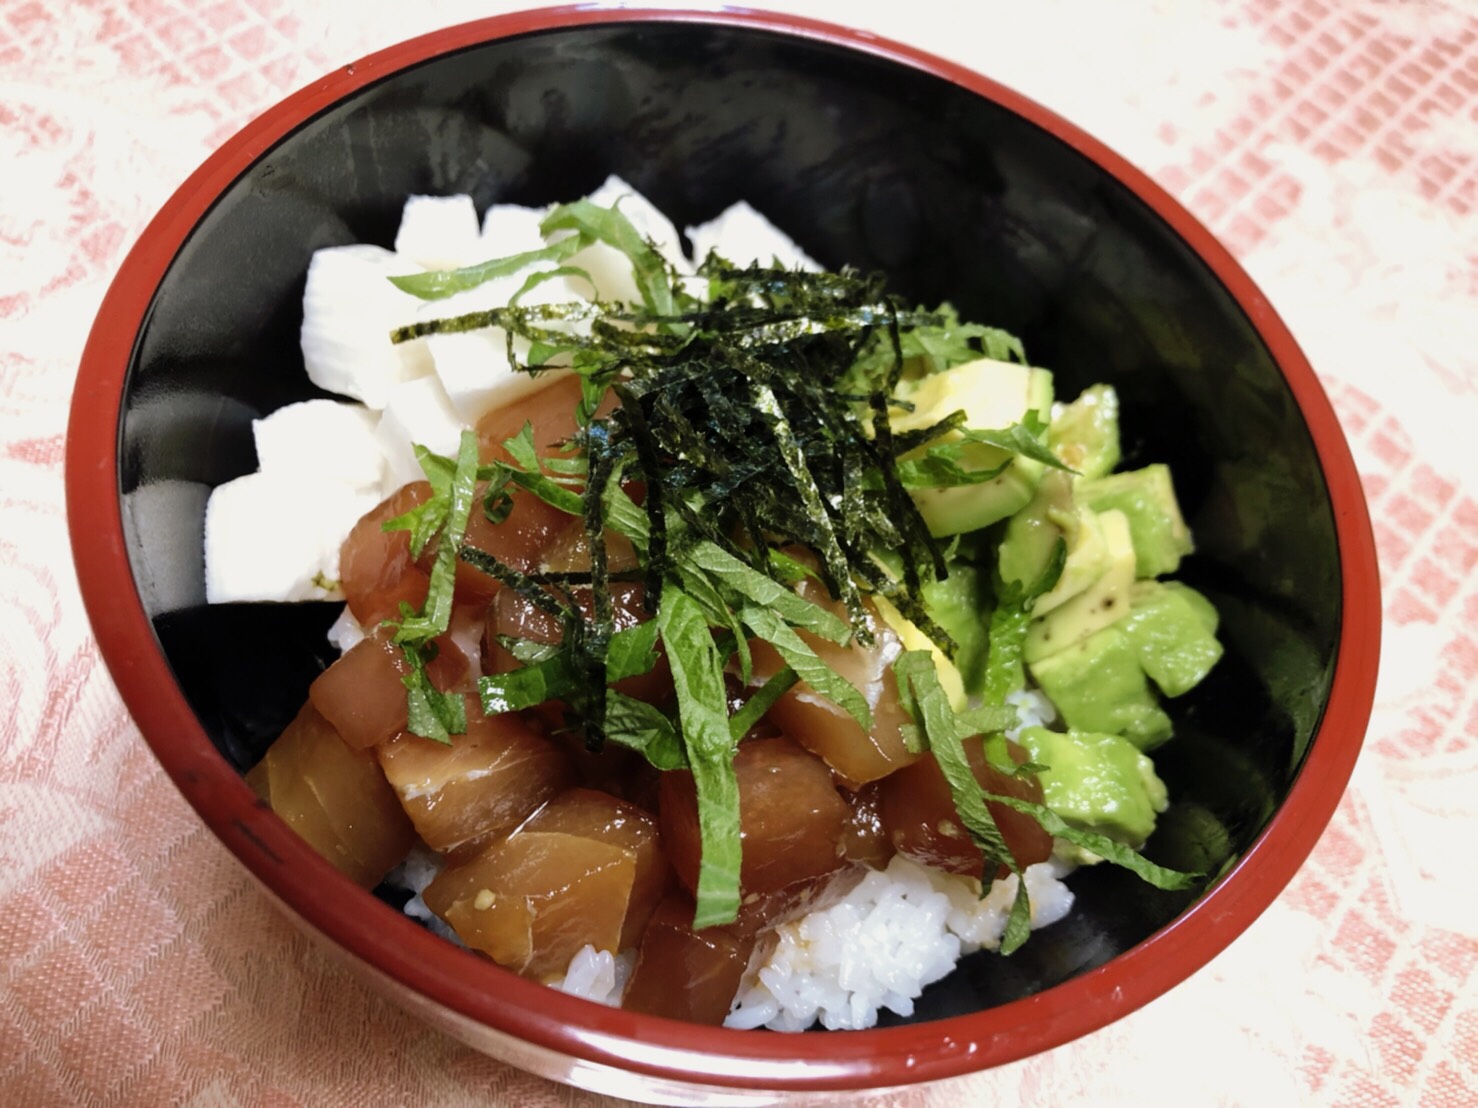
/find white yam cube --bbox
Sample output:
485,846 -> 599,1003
428,331 -> 574,425
300,244 -> 434,409
686,200 -> 820,271
374,374 -> 467,492
551,176 -> 691,306
204,472 -> 380,603
251,400 -> 386,490
481,203 -> 551,255
394,194 -> 483,271
420,266 -> 586,424
564,242 -> 643,305
584,175 -> 690,274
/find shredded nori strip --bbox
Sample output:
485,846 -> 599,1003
456,546 -> 574,622
571,429 -> 617,751
609,383 -> 669,613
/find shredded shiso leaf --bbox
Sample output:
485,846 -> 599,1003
379,201 -> 1195,929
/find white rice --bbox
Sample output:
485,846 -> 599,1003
1005,686 -> 1056,736
553,945 -> 636,1006
724,855 -> 1075,1031
383,843 -> 463,947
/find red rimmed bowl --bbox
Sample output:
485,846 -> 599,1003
66,7 -> 1379,1103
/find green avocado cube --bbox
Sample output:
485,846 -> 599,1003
1161,580 -> 1218,633
1121,581 -> 1224,697
1017,725 -> 1168,849
1024,508 -> 1136,664
894,359 -> 1054,536
999,470 -> 1112,619
1078,464 -> 1193,578
1028,625 -> 1173,750
919,562 -> 993,696
1048,383 -> 1121,479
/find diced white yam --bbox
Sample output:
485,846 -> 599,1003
686,200 -> 820,271
428,331 -> 575,426
553,176 -> 692,305
481,203 -> 551,254
394,194 -> 485,271
300,245 -> 434,409
584,175 -> 691,274
374,374 -> 467,492
421,267 -> 587,424
565,242 -> 643,305
251,400 -> 386,490
204,472 -> 379,603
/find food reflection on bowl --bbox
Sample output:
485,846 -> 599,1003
67,6 -> 1379,1102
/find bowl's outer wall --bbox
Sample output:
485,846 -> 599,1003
76,9 -> 1373,1093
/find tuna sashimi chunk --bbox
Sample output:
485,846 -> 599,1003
309,625 -> 468,751
247,702 -> 415,888
622,891 -> 756,1025
423,830 -> 635,980
660,735 -> 849,901
880,740 -> 1052,881
339,481 -> 433,627
749,580 -> 919,788
520,787 -> 669,949
377,698 -> 573,854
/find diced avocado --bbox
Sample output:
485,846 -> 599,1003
1024,508 -> 1135,663
918,562 -> 993,697
1026,364 -> 1054,418
1016,725 -> 1168,852
997,470 -> 1111,620
1048,383 -> 1121,479
1161,580 -> 1218,633
1028,625 -> 1173,750
1121,580 -> 1223,697
998,469 -> 1071,589
873,593 -> 967,710
893,358 -> 1053,536
1078,464 -> 1193,578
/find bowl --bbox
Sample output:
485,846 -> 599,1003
66,6 -> 1380,1102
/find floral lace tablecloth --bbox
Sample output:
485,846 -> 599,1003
2,1 -> 1474,1104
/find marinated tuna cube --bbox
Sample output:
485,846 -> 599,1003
423,830 -> 634,980
549,732 -> 662,813
622,891 -> 756,1025
309,625 -> 468,751
377,698 -> 574,854
475,373 -> 616,465
487,544 -> 671,707
749,579 -> 919,788
451,485 -> 571,601
838,781 -> 894,869
523,788 -> 669,949
660,735 -> 849,901
339,481 -> 433,627
248,702 -> 415,888
880,740 -> 1052,881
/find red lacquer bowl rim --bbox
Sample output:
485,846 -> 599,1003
66,4 -> 1381,1094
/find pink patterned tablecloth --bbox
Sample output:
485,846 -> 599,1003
2,1 -> 1475,1104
